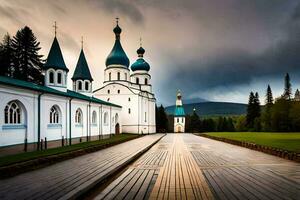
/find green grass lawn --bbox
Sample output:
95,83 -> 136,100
0,134 -> 139,167
203,132 -> 300,153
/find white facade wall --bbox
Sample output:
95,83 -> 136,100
104,66 -> 130,83
40,94 -> 69,142
94,81 -> 156,134
174,117 -> 185,133
0,85 -> 37,146
0,83 -> 121,147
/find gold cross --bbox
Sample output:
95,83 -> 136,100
81,36 -> 83,49
53,21 -> 57,37
116,17 -> 119,24
139,37 -> 142,47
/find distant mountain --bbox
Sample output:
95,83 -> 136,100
184,97 -> 208,104
165,102 -> 247,117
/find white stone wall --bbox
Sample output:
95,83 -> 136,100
94,82 -> 156,134
104,66 -> 130,83
0,83 -> 121,147
0,85 -> 37,146
40,94 -> 69,142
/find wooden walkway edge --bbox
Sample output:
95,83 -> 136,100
0,134 -> 165,200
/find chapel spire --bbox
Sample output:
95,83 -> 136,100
44,22 -> 68,92
72,38 -> 93,94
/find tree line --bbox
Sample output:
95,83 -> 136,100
240,73 -> 300,132
155,104 -> 236,133
0,26 -> 44,84
156,73 -> 300,133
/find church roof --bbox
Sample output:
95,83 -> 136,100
72,49 -> 93,81
44,37 -> 68,71
131,46 -> 150,71
174,106 -> 185,116
0,76 -> 121,108
105,22 -> 130,68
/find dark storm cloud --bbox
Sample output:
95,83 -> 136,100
292,2 -> 300,20
90,0 -> 144,24
152,0 -> 300,104
1,0 -> 299,104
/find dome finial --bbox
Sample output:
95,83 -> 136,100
53,21 -> 58,37
113,17 -> 122,39
81,36 -> 83,49
137,38 -> 145,57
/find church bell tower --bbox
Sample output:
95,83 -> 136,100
174,90 -> 185,133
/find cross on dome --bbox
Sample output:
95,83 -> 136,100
53,21 -> 57,37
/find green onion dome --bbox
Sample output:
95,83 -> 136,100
105,22 -> 130,68
131,46 -> 150,71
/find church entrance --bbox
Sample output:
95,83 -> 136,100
175,125 -> 183,133
115,123 -> 120,134
178,126 -> 182,133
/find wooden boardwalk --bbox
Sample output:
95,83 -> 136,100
93,134 -> 300,200
0,134 -> 164,200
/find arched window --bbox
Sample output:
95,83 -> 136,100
136,77 -> 139,84
145,112 -> 147,122
49,71 -> 54,84
128,98 -> 131,102
145,78 -> 148,85
117,90 -> 120,94
4,101 -> 21,124
104,112 -> 108,125
78,81 -> 82,90
109,72 -> 111,81
92,111 -> 97,124
85,82 -> 89,91
57,72 -> 62,84
107,98 -> 110,102
117,72 -> 120,80
75,108 -> 83,124
177,118 -> 179,123
128,108 -> 131,114
50,106 -> 60,124
125,73 -> 127,81
108,89 -> 110,94
182,118 -> 184,123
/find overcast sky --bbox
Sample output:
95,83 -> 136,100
0,0 -> 299,106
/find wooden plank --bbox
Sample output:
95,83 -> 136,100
134,170 -> 155,200
0,134 -> 165,200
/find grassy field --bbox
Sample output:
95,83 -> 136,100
0,134 -> 139,167
204,132 -> 300,153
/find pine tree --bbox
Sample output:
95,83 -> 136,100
262,85 -> 273,131
0,33 -> 14,77
246,92 -> 261,130
266,85 -> 273,105
283,73 -> 292,100
190,109 -> 200,132
246,92 -> 255,128
227,117 -> 235,132
254,92 -> 261,117
12,26 -> 44,84
217,117 -> 224,131
294,89 -> 300,100
222,117 -> 228,131
156,105 -> 169,132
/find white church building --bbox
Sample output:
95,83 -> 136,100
174,90 -> 185,133
0,20 -> 156,153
